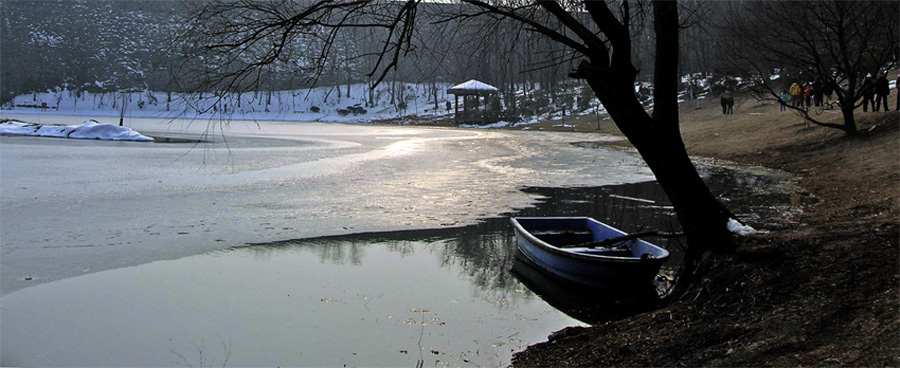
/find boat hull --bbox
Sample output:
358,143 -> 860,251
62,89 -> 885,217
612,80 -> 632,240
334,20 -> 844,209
510,217 -> 669,291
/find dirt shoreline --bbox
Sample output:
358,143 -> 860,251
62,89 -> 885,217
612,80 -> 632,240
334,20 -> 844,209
506,92 -> 899,366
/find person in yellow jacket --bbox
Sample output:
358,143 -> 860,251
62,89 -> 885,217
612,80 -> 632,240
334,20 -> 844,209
789,82 -> 802,107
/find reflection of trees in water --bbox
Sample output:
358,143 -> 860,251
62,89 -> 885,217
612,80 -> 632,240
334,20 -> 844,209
430,219 -> 523,302
237,238 -> 369,265
273,222 -> 532,302
314,240 -> 365,265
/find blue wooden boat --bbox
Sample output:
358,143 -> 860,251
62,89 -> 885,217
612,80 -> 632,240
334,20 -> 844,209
510,217 -> 670,291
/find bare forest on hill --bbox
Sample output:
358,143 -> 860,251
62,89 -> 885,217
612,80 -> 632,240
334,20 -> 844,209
4,0 -> 746,107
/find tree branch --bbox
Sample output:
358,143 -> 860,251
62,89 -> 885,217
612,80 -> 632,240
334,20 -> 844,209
536,1 -> 605,53
460,0 -> 592,56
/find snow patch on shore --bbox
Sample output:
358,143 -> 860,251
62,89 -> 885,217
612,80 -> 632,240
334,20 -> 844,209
727,218 -> 758,236
0,120 -> 154,142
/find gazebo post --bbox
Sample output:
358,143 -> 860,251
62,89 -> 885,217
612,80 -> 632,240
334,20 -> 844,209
462,95 -> 466,121
454,94 -> 459,125
475,95 -> 481,122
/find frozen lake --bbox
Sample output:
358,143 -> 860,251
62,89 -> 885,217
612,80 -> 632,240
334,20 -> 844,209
1,114 -> 653,295
0,114 -> 797,366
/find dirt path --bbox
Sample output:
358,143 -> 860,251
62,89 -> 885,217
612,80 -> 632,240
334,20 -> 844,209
511,90 -> 899,366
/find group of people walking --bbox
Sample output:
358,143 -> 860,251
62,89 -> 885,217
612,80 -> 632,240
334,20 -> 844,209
783,80 -> 833,111
780,73 -> 897,112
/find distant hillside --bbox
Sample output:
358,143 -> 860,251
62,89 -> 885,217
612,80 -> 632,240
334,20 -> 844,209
0,0 -> 184,104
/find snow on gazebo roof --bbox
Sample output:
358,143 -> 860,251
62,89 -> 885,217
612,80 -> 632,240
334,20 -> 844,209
447,79 -> 499,95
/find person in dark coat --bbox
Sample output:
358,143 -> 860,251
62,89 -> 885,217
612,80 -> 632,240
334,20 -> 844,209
804,83 -> 813,108
875,73 -> 890,111
821,81 -> 835,109
813,80 -> 824,107
720,93 -> 734,114
861,75 -> 875,112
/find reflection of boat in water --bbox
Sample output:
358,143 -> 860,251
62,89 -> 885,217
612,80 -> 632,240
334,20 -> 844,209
511,251 -> 660,325
510,217 -> 670,290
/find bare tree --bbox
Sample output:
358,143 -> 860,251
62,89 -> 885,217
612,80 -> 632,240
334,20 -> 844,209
172,0 -> 420,104
177,0 -> 737,295
720,0 -> 899,135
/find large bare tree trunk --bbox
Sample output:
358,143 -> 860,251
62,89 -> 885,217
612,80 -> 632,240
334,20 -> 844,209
573,1 -> 733,295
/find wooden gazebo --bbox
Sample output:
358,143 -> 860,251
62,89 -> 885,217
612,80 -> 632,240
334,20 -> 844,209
447,79 -> 502,125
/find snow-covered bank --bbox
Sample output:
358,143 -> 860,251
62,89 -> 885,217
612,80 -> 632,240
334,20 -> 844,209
1,81 -> 617,126
0,120 -> 154,141
2,83 -> 460,124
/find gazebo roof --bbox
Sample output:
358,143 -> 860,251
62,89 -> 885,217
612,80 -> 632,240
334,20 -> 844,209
447,79 -> 499,95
